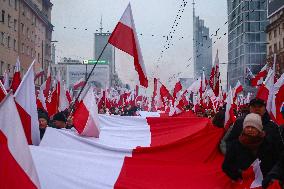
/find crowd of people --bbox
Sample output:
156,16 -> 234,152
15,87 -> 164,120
211,98 -> 284,188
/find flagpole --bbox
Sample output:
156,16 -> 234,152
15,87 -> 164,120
71,42 -> 109,113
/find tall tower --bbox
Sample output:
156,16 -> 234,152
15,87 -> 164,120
192,0 -> 212,79
99,15 -> 103,34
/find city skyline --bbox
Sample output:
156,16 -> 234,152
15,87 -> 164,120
50,0 -> 228,89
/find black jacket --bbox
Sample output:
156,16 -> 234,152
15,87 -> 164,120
222,137 -> 281,180
226,112 -> 284,152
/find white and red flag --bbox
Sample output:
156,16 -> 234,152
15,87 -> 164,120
0,93 -> 40,189
43,64 -> 51,99
173,81 -> 183,100
73,87 -> 100,137
3,70 -> 10,90
0,80 -> 7,103
209,50 -> 220,97
108,3 -> 148,88
224,88 -> 236,129
14,60 -> 40,145
251,64 -> 269,87
10,57 -> 21,92
73,78 -> 86,90
34,69 -> 44,81
256,69 -> 274,103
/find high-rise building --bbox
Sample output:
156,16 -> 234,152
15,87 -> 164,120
0,0 -> 53,86
266,0 -> 284,76
227,0 -> 268,92
193,0 -> 212,79
93,17 -> 115,88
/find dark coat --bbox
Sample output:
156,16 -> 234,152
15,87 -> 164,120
222,137 -> 281,180
262,152 -> 284,188
226,112 -> 284,152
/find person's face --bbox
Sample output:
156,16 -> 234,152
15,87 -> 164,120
250,105 -> 266,116
39,118 -> 48,129
53,120 -> 66,128
243,126 -> 260,137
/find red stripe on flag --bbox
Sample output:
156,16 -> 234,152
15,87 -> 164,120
0,131 -> 37,189
15,102 -> 32,145
109,22 -> 148,87
73,101 -> 89,134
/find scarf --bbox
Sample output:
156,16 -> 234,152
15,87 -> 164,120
239,132 -> 265,151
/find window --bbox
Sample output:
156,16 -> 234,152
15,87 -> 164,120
1,10 -> 5,23
13,39 -> 16,51
7,36 -> 10,48
274,29 -> 277,38
274,43 -> 277,52
8,14 -> 11,27
9,0 -> 12,6
0,32 -> 4,44
27,27 -> 29,38
15,0 -> 18,10
21,23 -> 24,34
0,61 -> 4,75
21,43 -> 24,53
13,19 -> 17,31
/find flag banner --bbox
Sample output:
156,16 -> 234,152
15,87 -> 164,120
30,115 -> 259,189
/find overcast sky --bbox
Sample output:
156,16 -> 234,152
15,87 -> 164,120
50,0 -> 228,89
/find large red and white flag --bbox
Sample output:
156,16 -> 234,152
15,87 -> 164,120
0,80 -> 7,103
256,69 -> 274,103
73,87 -> 100,137
210,50 -> 220,97
57,71 -> 70,112
35,114 -> 261,188
0,93 -> 40,189
108,3 -> 148,88
10,57 -> 21,92
14,60 -> 40,145
271,73 -> 284,124
234,80 -> 243,95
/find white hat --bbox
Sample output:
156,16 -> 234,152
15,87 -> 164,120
243,113 -> 263,132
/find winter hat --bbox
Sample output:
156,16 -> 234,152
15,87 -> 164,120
243,113 -> 263,132
53,112 -> 67,123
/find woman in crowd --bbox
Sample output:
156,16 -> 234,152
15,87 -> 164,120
222,113 -> 281,182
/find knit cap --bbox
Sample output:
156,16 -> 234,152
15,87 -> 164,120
243,113 -> 263,132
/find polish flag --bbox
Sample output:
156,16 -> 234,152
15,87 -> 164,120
234,80 -> 243,95
172,81 -> 183,100
3,70 -> 10,90
251,64 -> 269,87
73,78 -> 86,90
209,50 -> 220,97
57,71 -> 70,112
109,3 -> 148,88
43,64 -> 51,99
271,73 -> 284,125
35,114 -> 261,188
14,60 -> 40,145
10,57 -> 21,92
224,88 -> 236,129
34,69 -> 44,81
0,80 -> 7,102
73,87 -> 100,137
37,83 -> 47,111
256,69 -> 274,103
0,94 -> 40,189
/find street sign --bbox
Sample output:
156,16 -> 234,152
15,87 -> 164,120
83,60 -> 108,65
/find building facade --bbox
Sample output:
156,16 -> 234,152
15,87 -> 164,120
193,1 -> 212,79
0,0 -> 53,85
94,32 -> 116,88
266,0 -> 284,76
227,0 -> 268,92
